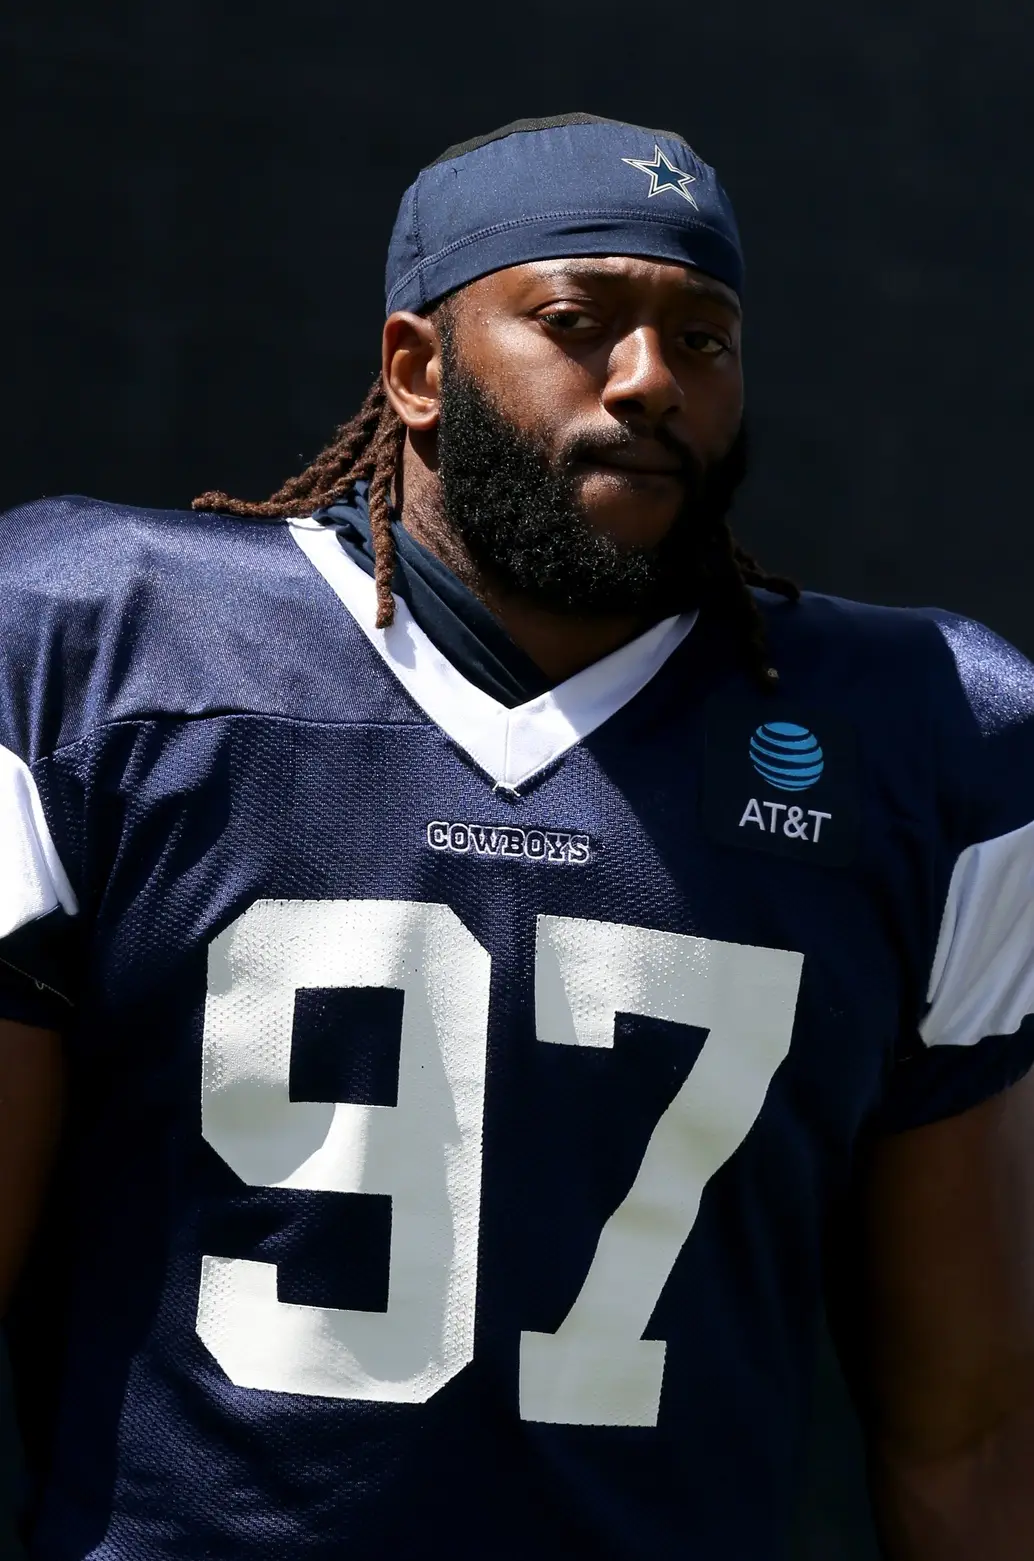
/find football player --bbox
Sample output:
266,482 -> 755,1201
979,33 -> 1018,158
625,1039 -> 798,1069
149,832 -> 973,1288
3,113 -> 1034,1560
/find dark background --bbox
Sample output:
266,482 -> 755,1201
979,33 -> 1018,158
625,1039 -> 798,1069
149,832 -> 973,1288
3,1 -> 1032,1556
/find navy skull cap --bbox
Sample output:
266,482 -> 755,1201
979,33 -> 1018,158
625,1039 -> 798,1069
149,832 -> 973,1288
385,113 -> 744,316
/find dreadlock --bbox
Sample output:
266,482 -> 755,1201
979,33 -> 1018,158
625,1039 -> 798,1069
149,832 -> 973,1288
194,377 -> 405,630
193,380 -> 799,686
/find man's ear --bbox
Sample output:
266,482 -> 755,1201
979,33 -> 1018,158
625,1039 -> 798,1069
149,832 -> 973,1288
383,311 -> 442,432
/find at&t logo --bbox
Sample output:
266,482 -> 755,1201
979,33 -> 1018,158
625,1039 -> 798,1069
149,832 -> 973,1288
740,722 -> 830,845
738,798 -> 832,843
749,722 -> 824,791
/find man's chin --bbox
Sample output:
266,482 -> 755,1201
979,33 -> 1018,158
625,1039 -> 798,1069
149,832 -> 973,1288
574,478 -> 685,553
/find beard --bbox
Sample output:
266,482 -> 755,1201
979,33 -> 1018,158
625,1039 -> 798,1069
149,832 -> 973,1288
435,337 -> 749,619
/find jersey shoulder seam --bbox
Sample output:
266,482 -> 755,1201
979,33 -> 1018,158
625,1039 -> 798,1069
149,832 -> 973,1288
40,707 -> 433,764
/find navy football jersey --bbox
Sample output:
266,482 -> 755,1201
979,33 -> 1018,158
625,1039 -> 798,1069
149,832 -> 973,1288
3,494 -> 1034,1560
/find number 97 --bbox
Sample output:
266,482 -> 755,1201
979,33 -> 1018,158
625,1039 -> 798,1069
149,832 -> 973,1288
198,898 -> 802,1428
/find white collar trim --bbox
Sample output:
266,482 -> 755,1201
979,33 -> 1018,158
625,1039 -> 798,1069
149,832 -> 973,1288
290,517 -> 697,791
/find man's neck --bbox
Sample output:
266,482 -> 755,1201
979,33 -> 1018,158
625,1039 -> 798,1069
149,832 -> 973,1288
399,459 -> 648,687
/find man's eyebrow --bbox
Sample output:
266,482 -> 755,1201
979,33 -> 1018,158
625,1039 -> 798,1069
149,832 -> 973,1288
524,262 -> 742,316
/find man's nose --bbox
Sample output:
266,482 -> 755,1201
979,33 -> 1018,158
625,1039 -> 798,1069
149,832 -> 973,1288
601,328 -> 683,427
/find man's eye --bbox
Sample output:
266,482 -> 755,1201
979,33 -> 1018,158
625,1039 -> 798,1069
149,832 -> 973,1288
539,309 -> 597,331
684,331 -> 729,356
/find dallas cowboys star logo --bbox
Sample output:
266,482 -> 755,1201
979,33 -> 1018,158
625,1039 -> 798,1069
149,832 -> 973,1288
622,144 -> 699,208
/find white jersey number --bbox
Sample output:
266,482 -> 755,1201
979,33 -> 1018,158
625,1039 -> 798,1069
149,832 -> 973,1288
521,916 -> 802,1425
197,900 -> 802,1425
197,899 -> 490,1402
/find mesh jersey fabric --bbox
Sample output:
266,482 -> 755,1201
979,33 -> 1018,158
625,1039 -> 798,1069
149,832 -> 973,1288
2,495 -> 1034,1559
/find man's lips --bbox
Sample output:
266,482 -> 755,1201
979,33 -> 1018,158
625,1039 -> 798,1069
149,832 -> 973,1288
574,448 -> 684,477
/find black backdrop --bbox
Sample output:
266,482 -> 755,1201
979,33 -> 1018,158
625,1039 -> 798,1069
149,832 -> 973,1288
3,1 -> 1033,1556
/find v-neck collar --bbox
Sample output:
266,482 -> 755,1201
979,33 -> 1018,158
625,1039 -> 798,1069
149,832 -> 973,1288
315,488 -> 553,708
290,517 -> 697,792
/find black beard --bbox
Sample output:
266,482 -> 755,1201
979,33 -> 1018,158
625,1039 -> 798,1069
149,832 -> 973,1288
435,340 -> 749,619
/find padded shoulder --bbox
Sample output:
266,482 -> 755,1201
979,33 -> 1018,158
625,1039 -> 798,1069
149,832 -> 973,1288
759,588 -> 1034,844
0,495 -> 309,761
921,607 -> 1034,739
0,493 -> 292,613
759,586 -> 1034,732
0,495 -> 424,761
758,587 -> 959,682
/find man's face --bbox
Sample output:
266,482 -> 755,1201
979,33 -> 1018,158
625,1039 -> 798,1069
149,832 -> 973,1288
431,255 -> 746,617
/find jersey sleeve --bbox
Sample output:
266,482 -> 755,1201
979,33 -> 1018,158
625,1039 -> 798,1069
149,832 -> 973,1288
0,503 -> 84,1028
0,747 -> 79,1026
880,612 -> 1034,1132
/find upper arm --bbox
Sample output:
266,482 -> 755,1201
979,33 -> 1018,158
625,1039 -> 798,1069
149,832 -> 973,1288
852,617 -> 1034,1452
858,1067 -> 1034,1459
0,505 -> 88,1310
851,613 -> 1034,1446
0,1018 -> 64,1314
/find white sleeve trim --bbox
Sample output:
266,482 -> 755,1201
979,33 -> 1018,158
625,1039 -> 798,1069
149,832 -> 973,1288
0,742 -> 78,939
921,817 -> 1034,1049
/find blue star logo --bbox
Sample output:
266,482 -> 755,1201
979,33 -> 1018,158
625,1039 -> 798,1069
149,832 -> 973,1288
622,144 -> 699,208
